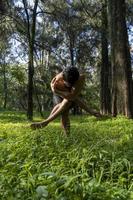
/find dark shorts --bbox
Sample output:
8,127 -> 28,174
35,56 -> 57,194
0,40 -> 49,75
53,94 -> 75,109
53,94 -> 63,105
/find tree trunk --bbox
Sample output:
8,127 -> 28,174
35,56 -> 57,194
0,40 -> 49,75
27,47 -> 34,120
108,0 -> 133,118
69,34 -> 80,114
3,63 -> 7,109
0,0 -> 6,14
23,0 -> 38,120
69,33 -> 75,67
34,81 -> 44,118
100,1 -> 111,115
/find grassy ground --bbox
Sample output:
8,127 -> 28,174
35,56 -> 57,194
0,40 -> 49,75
0,111 -> 133,200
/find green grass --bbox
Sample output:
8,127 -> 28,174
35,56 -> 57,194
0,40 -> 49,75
0,111 -> 133,200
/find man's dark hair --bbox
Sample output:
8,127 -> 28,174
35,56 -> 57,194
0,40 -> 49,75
63,67 -> 79,86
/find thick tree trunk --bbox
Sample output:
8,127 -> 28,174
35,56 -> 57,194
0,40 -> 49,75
108,0 -> 133,118
27,47 -> 34,120
69,35 -> 80,114
100,1 -> 111,115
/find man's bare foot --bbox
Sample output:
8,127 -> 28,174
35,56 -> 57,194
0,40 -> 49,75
30,121 -> 48,130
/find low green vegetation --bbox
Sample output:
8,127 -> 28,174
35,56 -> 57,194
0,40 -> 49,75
0,111 -> 133,200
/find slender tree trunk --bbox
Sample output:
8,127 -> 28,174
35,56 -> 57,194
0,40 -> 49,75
100,1 -> 111,115
3,63 -> 7,109
33,81 -> 44,118
69,35 -> 75,67
45,51 -> 50,70
108,0 -> 133,118
23,0 -> 39,120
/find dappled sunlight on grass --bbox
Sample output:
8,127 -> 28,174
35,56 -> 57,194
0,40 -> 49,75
0,111 -> 133,199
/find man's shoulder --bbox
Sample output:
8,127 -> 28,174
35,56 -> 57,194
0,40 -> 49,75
55,72 -> 63,80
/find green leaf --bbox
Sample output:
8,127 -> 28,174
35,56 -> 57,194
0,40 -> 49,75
36,186 -> 48,198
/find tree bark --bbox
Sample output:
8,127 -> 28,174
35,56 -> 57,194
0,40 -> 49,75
23,0 -> 39,120
0,0 -> 6,14
33,81 -> 44,118
3,63 -> 7,109
27,46 -> 34,120
69,38 -> 75,67
100,1 -> 111,115
108,0 -> 133,118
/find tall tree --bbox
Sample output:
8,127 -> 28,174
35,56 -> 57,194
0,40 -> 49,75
100,0 -> 111,115
108,0 -> 133,118
22,0 -> 39,120
3,62 -> 8,109
0,2 -> 12,109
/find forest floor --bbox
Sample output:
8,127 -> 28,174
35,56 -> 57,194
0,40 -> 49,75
0,111 -> 133,200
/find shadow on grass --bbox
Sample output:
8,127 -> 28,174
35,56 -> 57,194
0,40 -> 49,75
94,115 -> 113,121
71,114 -> 113,124
0,110 -> 49,124
0,111 -> 27,123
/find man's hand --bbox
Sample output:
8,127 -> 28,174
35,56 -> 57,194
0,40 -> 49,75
30,121 -> 48,130
31,122 -> 43,129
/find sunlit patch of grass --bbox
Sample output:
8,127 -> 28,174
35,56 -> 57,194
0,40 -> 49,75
0,111 -> 133,199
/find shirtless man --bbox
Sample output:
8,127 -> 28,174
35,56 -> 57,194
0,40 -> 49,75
31,67 -> 101,135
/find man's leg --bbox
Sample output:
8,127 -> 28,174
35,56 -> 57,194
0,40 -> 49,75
30,97 -> 101,129
49,103 -> 61,116
43,99 -> 71,123
75,98 -> 102,117
61,110 -> 70,136
31,99 -> 72,129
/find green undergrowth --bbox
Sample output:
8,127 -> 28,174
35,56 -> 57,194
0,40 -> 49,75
0,111 -> 133,200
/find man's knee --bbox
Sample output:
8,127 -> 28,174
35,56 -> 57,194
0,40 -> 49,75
61,99 -> 71,107
62,100 -> 71,112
